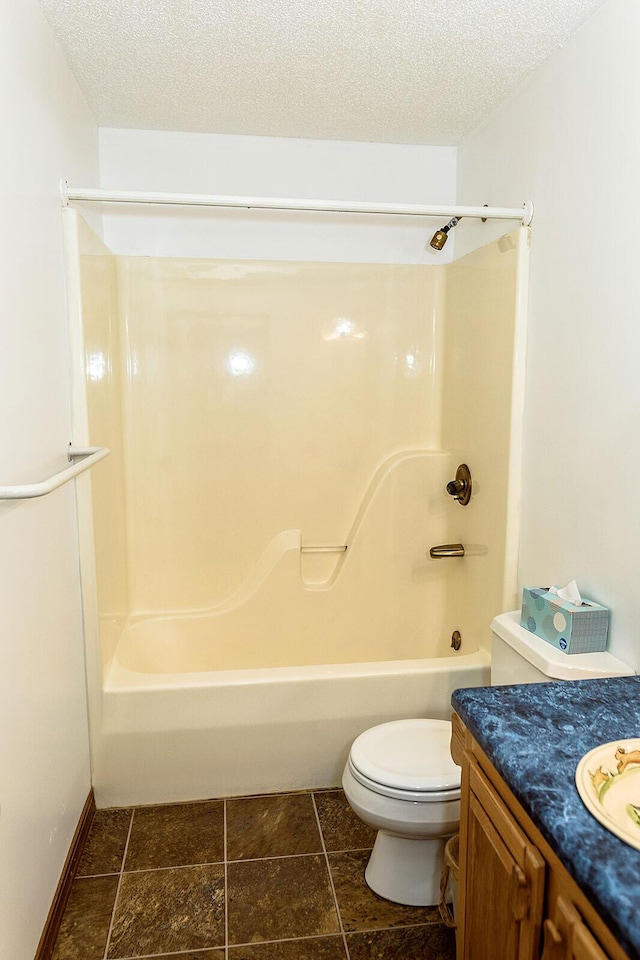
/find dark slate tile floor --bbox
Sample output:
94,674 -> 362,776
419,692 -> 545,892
52,788 -> 455,960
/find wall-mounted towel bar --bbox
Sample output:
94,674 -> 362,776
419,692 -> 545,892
301,545 -> 348,554
0,446 -> 110,500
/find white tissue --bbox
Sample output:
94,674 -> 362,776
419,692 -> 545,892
549,579 -> 583,606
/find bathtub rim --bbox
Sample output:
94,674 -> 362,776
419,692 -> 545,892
104,646 -> 491,692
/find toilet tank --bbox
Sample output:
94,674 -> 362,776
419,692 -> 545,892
491,610 -> 635,685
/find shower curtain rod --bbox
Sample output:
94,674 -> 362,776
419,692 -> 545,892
61,181 -> 534,224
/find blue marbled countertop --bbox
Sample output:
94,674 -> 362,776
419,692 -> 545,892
452,676 -> 640,959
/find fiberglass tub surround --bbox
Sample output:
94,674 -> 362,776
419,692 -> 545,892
68,212 -> 527,805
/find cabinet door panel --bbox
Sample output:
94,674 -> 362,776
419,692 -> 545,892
542,897 -> 612,960
462,766 -> 545,960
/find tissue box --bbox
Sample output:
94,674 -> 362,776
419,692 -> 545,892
520,587 -> 609,654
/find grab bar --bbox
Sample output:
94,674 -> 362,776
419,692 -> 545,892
301,545 -> 348,554
0,445 -> 110,500
429,543 -> 465,559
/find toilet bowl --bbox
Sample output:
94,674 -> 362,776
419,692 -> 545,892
342,718 -> 460,906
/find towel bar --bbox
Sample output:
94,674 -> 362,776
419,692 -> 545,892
0,445 -> 110,500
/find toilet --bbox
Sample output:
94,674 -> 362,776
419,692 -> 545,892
343,611 -> 635,908
342,718 -> 460,906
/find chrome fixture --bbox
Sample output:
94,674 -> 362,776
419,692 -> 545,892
429,544 -> 465,559
430,217 -> 460,251
451,630 -> 462,651
446,464 -> 472,505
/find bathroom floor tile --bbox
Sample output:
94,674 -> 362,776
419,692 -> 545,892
345,923 -> 456,959
313,789 -> 376,852
76,808 -> 133,876
327,850 -> 441,932
124,800 -> 224,870
107,863 -> 225,958
51,876 -> 119,960
227,855 -> 340,944
227,792 -> 322,860
227,936 -> 348,959
53,788 -> 451,960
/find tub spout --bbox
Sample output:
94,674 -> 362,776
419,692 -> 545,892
429,544 -> 465,559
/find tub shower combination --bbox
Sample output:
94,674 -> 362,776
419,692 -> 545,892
63,191 -> 530,806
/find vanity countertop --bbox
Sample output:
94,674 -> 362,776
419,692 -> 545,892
451,675 -> 640,959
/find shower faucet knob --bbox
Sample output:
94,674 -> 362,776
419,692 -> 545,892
446,464 -> 472,506
446,479 -> 465,496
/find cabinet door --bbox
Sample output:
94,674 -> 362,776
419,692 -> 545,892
542,897 -> 612,960
461,764 -> 545,960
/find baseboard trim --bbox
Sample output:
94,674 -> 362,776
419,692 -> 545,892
34,789 -> 96,960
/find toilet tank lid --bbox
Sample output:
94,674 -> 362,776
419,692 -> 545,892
491,611 -> 636,681
349,718 -> 460,792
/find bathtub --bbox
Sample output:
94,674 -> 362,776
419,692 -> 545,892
93,641 -> 490,808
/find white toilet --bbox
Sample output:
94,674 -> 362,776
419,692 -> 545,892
343,611 -> 635,908
342,717 -> 460,906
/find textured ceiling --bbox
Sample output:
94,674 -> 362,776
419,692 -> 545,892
40,0 -> 605,145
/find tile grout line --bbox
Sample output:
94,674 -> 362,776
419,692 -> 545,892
223,798 -> 229,960
311,791 -> 352,960
114,949 -> 220,959
98,845 -> 374,878
115,950 -> 225,959
102,807 -> 136,960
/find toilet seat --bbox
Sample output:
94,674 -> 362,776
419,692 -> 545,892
347,757 -> 461,802
348,718 -> 461,802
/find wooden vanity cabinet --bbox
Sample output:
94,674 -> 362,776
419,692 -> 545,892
451,714 -> 631,960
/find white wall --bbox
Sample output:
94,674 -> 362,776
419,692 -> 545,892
98,129 -> 457,263
0,2 -> 99,957
457,0 -> 640,672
